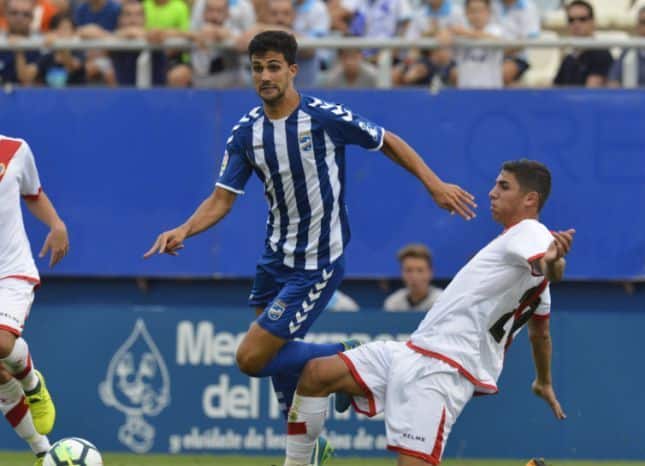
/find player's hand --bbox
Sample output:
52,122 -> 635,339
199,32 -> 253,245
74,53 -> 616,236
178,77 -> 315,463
532,380 -> 566,420
544,229 -> 575,264
143,225 -> 189,258
39,221 -> 69,268
430,182 -> 477,220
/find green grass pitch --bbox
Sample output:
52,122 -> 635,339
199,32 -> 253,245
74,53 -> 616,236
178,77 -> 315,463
3,453 -> 645,466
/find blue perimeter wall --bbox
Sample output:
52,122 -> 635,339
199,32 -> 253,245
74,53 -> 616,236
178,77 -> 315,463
1,88 -> 644,279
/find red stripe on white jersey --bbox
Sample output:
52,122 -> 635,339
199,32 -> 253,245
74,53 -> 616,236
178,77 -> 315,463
338,352 -> 377,417
0,139 -> 22,183
387,445 -> 440,465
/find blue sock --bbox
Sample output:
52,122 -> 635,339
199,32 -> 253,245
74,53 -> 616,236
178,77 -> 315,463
271,372 -> 301,419
257,341 -> 344,377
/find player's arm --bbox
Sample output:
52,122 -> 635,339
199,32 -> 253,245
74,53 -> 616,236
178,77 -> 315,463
380,130 -> 476,220
143,187 -> 237,258
528,317 -> 566,420
24,191 -> 69,268
537,229 -> 575,283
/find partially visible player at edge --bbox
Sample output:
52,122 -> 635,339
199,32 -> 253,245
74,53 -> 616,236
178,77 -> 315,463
283,160 -> 574,466
0,135 -> 69,466
144,30 -> 476,464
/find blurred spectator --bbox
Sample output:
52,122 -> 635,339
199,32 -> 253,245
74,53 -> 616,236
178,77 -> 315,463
326,290 -> 360,312
384,244 -> 443,312
144,0 -> 192,86
191,0 -> 255,34
0,0 -> 40,85
322,47 -> 378,87
340,0 -> 412,38
491,0 -> 540,85
74,0 -> 120,32
405,0 -> 465,39
190,0 -> 244,88
452,0 -> 506,88
608,7 -> 645,88
553,0 -> 612,87
393,1 -> 463,87
33,0 -> 60,32
250,0 -> 271,23
37,13 -> 86,86
239,0 -> 326,87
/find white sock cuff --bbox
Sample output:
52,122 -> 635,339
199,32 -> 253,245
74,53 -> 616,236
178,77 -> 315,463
0,379 -> 22,401
293,395 -> 328,414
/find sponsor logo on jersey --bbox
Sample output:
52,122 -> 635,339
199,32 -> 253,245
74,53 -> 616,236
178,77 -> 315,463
299,133 -> 313,152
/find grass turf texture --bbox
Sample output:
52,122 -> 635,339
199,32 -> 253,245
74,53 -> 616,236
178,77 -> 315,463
3,453 -> 645,466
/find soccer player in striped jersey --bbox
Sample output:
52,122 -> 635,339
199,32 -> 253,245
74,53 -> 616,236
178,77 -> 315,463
0,135 -> 69,466
145,30 -> 476,463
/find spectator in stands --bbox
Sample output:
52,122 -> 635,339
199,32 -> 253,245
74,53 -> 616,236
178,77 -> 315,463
188,0 -> 244,88
191,0 -> 254,34
322,46 -> 378,87
339,0 -> 412,39
452,0 -> 506,88
37,13 -> 86,86
0,0 -> 40,85
608,6 -> 645,88
393,0 -> 463,87
384,244 -> 443,312
33,0 -> 60,32
144,0 -> 192,86
491,0 -> 540,85
553,0 -> 612,87
239,0 -> 328,87
326,290 -> 360,312
250,0 -> 271,24
74,0 -> 119,32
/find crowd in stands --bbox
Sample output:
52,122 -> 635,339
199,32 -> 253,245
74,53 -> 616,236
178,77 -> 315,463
0,0 -> 643,88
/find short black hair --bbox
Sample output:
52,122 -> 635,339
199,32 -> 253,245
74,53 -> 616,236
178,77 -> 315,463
248,30 -> 298,65
501,159 -> 552,212
566,0 -> 594,19
50,12 -> 74,30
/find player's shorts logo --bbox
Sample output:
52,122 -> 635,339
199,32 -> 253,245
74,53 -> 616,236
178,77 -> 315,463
99,319 -> 171,454
268,300 -> 286,321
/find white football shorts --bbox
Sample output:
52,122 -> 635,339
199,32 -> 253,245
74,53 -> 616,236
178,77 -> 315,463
0,278 -> 35,336
339,340 -> 475,465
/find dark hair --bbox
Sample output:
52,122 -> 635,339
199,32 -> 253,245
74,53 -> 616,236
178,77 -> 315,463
501,159 -> 552,212
397,244 -> 433,269
465,0 -> 490,7
50,12 -> 74,30
248,30 -> 297,65
566,0 -> 594,19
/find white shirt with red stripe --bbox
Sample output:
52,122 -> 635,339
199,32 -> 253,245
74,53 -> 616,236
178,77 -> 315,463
409,219 -> 553,394
0,136 -> 42,285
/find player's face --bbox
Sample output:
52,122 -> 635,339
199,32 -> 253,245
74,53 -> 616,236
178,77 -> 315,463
251,52 -> 297,104
401,257 -> 432,295
488,170 -> 530,225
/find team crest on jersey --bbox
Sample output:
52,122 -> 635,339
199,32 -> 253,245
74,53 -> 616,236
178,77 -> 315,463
299,133 -> 313,152
268,300 -> 286,320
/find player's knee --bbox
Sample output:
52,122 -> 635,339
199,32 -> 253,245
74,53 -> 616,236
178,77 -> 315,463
0,331 -> 16,359
235,347 -> 263,376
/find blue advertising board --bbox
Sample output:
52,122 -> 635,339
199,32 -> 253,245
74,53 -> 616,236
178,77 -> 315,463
0,304 -> 642,460
1,89 -> 644,279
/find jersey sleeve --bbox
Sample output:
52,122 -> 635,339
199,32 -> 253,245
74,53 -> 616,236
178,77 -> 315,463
506,222 -> 553,276
19,142 -> 42,199
215,129 -> 252,195
317,101 -> 385,151
532,285 -> 551,319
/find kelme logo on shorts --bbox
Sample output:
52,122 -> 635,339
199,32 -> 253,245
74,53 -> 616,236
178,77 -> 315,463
268,300 -> 286,321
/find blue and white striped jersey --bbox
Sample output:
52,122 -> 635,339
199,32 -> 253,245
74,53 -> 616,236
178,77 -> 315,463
216,95 -> 385,270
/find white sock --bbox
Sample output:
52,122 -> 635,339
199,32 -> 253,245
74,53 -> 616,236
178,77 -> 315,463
284,395 -> 328,466
0,379 -> 50,455
1,338 -> 38,392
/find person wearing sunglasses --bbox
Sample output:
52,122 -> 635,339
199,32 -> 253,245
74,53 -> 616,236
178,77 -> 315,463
0,0 -> 41,85
553,0 -> 613,87
608,6 -> 645,88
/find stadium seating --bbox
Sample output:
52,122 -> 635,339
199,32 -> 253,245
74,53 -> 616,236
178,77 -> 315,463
520,30 -> 562,87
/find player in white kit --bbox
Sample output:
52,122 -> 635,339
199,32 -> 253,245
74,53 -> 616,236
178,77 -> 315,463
283,159 -> 574,466
0,135 -> 69,465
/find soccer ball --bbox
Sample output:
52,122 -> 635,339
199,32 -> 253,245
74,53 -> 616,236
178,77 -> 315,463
43,437 -> 103,466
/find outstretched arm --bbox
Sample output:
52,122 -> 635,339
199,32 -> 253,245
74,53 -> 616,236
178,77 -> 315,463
380,130 -> 476,220
143,187 -> 237,258
24,191 -> 69,268
539,229 -> 575,283
528,317 -> 566,420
